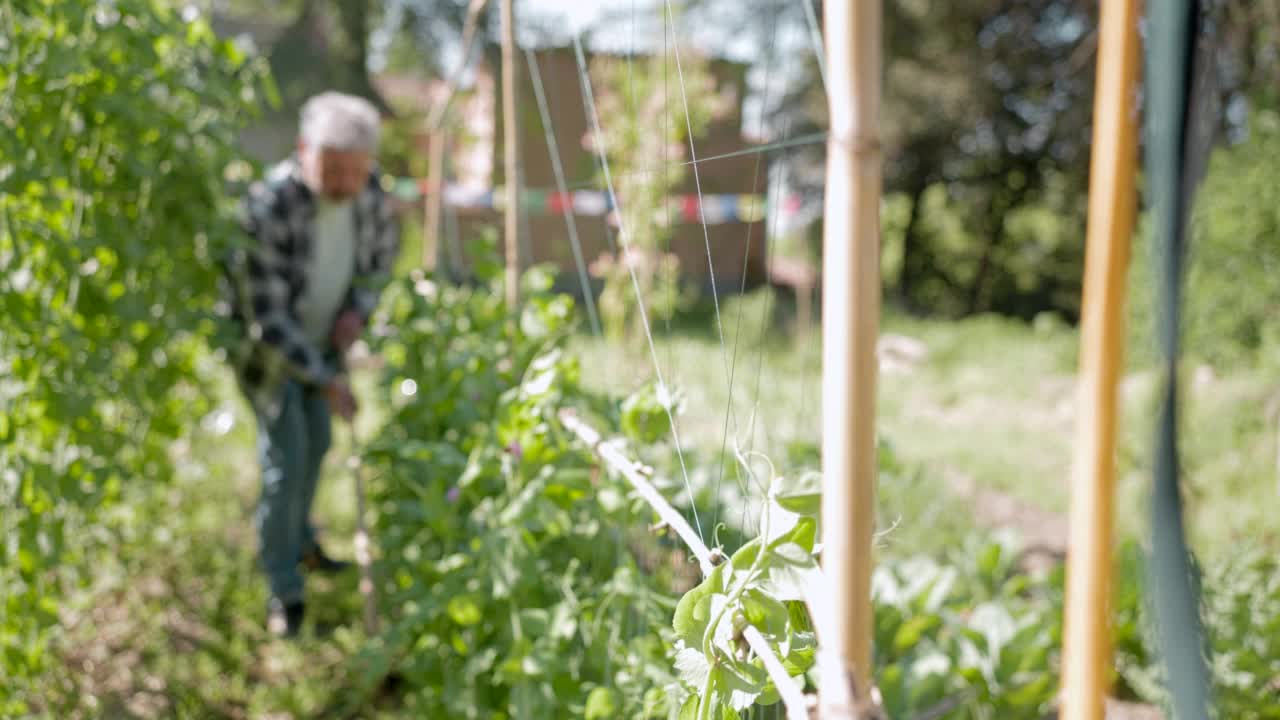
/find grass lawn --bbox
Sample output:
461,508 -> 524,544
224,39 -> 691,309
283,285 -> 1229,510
571,291 -> 1280,562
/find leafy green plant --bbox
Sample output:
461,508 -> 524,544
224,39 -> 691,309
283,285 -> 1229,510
621,381 -> 685,445
872,536 -> 1060,719
670,458 -> 819,719
1109,541 -> 1280,717
1129,108 -> 1280,370
352,267 -> 686,718
0,0 -> 269,711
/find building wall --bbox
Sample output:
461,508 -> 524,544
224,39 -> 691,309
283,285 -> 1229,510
449,48 -> 768,295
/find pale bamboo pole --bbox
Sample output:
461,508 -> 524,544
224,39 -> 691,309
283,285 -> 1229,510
420,0 -> 486,278
1060,2 -> 1142,718
500,0 -> 520,308
796,276 -> 814,340
820,1 -> 881,713
422,129 -> 447,270
348,450 -> 379,635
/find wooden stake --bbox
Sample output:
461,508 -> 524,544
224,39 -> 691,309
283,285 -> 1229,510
422,129 -> 446,271
1060,2 -> 1141,718
500,0 -> 520,308
348,449 -> 379,636
820,1 -> 881,713
796,276 -> 814,340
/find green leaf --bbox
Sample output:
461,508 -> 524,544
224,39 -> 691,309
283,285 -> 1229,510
717,660 -> 768,711
770,516 -> 818,554
706,594 -> 737,654
771,542 -> 815,568
674,646 -> 711,688
620,382 -> 681,444
741,590 -> 790,640
757,558 -> 811,603
757,680 -> 781,706
446,594 -> 484,627
673,564 -> 725,648
597,486 -> 626,514
892,614 -> 942,654
783,635 -> 817,675
585,687 -> 620,720
521,263 -> 557,295
678,694 -> 699,720
1003,674 -> 1055,709
731,538 -> 762,571
548,601 -> 577,641
968,602 -> 1017,656
878,663 -> 907,715
977,542 -> 1003,580
907,671 -> 949,710
773,470 -> 821,515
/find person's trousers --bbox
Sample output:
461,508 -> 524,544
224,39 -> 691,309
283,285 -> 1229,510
255,381 -> 331,604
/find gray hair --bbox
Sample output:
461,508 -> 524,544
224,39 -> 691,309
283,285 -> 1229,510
299,91 -> 381,152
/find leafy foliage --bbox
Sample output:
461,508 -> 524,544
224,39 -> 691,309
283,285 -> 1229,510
872,535 -> 1061,718
1111,542 -> 1280,716
1129,109 -> 1280,370
670,459 -> 819,719
0,0 -> 269,712
665,455 -> 1064,719
353,268 -> 686,718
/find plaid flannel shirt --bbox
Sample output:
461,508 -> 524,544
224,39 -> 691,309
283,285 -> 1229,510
223,156 -> 399,421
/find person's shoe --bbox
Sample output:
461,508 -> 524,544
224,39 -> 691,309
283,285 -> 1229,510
267,596 -> 305,638
300,546 -> 352,574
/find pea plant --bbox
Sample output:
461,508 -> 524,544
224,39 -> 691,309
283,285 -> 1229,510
355,256 -> 1072,718
0,0 -> 268,711
667,460 -> 821,719
352,264 -> 687,718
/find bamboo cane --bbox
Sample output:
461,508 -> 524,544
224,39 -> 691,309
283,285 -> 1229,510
820,1 -> 882,714
1060,2 -> 1142,718
500,0 -> 520,308
422,130 -> 446,271
348,446 -> 379,636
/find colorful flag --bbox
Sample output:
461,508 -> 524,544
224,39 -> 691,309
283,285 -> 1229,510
444,184 -> 493,210
405,179 -> 767,223
574,191 -> 607,216
700,195 -> 729,224
522,189 -> 547,211
738,194 -> 766,222
547,192 -> 572,213
681,196 -> 700,222
393,178 -> 421,200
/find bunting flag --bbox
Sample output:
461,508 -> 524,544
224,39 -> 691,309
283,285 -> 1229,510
384,175 -> 795,224
573,190 -> 608,216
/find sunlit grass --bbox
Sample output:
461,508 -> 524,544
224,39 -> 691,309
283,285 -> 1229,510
572,291 -> 1280,561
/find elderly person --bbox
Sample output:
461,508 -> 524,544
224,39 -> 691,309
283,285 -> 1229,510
225,91 -> 399,637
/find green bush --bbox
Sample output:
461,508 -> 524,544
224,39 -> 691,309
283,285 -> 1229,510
0,1 -> 268,711
353,270 -> 684,718
1130,109 -> 1280,370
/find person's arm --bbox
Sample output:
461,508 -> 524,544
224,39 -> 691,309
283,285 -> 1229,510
238,182 -> 336,387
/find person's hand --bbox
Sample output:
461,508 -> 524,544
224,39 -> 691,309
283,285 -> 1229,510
324,376 -> 358,422
331,310 -> 364,354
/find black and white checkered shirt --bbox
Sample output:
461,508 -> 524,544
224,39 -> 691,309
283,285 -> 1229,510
224,156 -> 399,420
